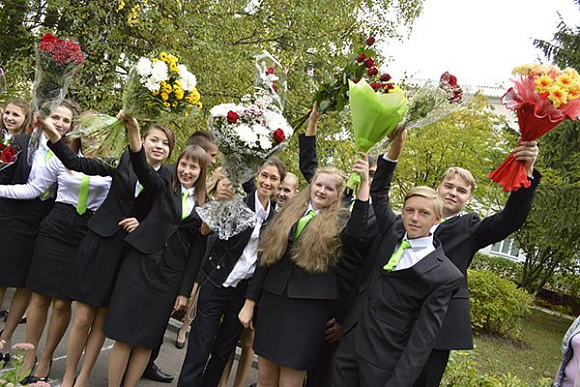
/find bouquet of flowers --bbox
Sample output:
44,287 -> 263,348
292,36 -> 386,129
67,51 -> 201,160
0,343 -> 41,386
28,33 -> 85,164
0,137 -> 22,171
488,64 -> 580,191
197,53 -> 293,240
346,78 -> 408,189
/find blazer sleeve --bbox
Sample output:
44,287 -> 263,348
48,138 -> 115,177
472,170 -> 540,249
179,232 -> 207,296
385,275 -> 463,387
246,258 -> 271,301
129,146 -> 166,195
370,156 -> 399,235
299,134 -> 317,183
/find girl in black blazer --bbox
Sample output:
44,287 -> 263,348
0,99 -> 33,139
0,100 -> 81,376
41,117 -> 175,387
238,160 -> 370,387
104,115 -> 209,387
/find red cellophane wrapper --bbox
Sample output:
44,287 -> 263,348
489,71 -> 580,191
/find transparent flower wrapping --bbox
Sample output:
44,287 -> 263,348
196,52 -> 292,240
67,51 -> 201,162
28,34 -> 85,165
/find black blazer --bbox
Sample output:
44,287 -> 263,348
369,156 -> 540,350
124,148 -> 206,296
0,134 -> 55,218
298,134 -> 317,183
49,140 -> 172,237
245,204 -> 364,302
199,191 -> 276,287
354,218 -> 462,387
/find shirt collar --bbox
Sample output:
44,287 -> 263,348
181,185 -> 195,197
305,202 -> 321,215
254,190 -> 270,218
403,232 -> 434,250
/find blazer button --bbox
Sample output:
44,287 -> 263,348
216,265 -> 221,269
209,256 -> 212,261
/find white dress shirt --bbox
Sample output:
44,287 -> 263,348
181,185 -> 195,217
0,153 -> 112,212
133,164 -> 161,198
223,191 -> 270,287
393,233 -> 436,271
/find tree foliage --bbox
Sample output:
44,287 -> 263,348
0,0 -> 424,172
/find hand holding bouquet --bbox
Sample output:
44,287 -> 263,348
28,33 -> 85,164
68,51 -> 201,160
196,54 -> 293,239
488,64 -> 580,191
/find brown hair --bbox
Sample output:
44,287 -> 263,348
60,100 -> 83,153
144,124 -> 176,158
439,166 -> 476,194
260,155 -> 287,183
172,145 -> 208,206
186,130 -> 216,152
404,186 -> 443,218
1,99 -> 33,136
259,167 -> 347,273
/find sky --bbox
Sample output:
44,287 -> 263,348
382,0 -> 580,87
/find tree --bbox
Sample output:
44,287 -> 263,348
0,0 -> 425,173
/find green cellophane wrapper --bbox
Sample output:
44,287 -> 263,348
347,79 -> 408,190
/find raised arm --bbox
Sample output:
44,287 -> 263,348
298,102 -> 319,183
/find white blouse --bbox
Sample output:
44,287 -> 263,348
0,152 -> 112,212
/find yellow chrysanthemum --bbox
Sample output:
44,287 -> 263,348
172,102 -> 177,107
556,73 -> 573,89
548,85 -> 568,108
196,102 -> 203,109
512,64 -> 538,76
117,0 -> 125,11
175,80 -> 182,87
567,84 -> 580,100
535,75 -> 553,93
164,102 -> 171,108
168,54 -> 178,63
170,65 -> 179,73
152,90 -> 159,96
174,89 -> 184,100
161,93 -> 169,101
563,67 -> 580,80
145,102 -> 153,108
388,84 -> 403,94
187,104 -> 193,109
160,52 -> 169,62
189,88 -> 201,103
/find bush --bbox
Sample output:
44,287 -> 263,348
470,253 -> 523,283
441,351 -> 552,387
468,269 -> 534,339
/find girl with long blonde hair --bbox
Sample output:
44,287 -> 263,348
238,158 -> 370,387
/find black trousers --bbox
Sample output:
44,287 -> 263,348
177,279 -> 248,387
412,348 -> 451,387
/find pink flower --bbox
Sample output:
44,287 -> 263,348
28,382 -> 51,387
12,342 -> 35,351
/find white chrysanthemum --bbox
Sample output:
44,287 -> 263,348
264,111 -> 293,137
258,135 -> 273,150
136,57 -> 152,77
143,77 -> 161,92
211,103 -> 240,118
150,61 -> 169,82
178,65 -> 197,91
251,123 -> 270,137
234,124 -> 258,147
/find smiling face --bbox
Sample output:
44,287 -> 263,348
177,156 -> 201,189
310,173 -> 341,210
402,195 -> 440,239
256,165 -> 282,201
143,128 -> 171,166
275,174 -> 298,207
49,106 -> 74,135
3,103 -> 27,135
436,174 -> 472,217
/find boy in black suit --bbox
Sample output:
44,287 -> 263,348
333,157 -> 463,386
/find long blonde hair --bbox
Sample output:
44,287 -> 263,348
259,167 -> 348,273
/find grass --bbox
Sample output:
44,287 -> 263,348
466,308 -> 572,384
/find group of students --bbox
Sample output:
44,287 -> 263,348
0,97 -> 542,387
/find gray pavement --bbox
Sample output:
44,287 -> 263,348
0,289 -> 258,387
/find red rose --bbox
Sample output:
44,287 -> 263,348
0,142 -> 5,150
366,36 -> 376,46
363,57 -> 375,69
266,67 -> 275,75
450,87 -> 463,103
384,83 -> 394,92
272,84 -> 279,93
367,67 -> 378,76
1,149 -> 14,163
226,111 -> 239,124
356,53 -> 367,63
440,71 -> 458,87
370,82 -> 381,91
380,73 -> 391,82
353,79 -> 360,84
273,128 -> 286,144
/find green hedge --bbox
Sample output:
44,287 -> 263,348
468,269 -> 533,339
